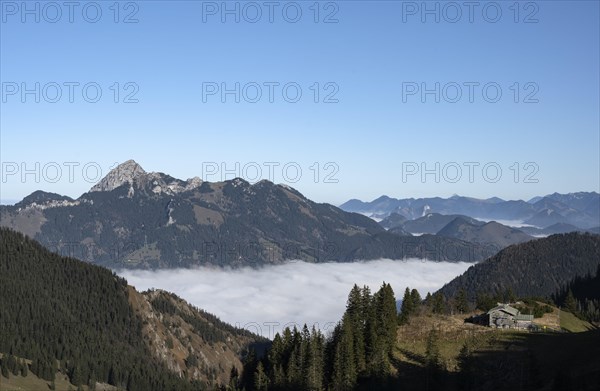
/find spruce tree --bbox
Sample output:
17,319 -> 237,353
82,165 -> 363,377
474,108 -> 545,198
267,333 -> 282,380
267,333 -> 285,388
286,329 -> 302,388
51,358 -> 57,381
399,287 -> 413,324
305,326 -> 324,390
564,289 -> 578,314
455,288 -> 469,314
21,359 -> 28,377
345,285 -> 366,374
372,284 -> 397,377
7,354 -> 18,376
431,293 -> 445,314
254,362 -> 268,391
363,289 -> 379,376
88,372 -> 97,391
1,356 -> 9,379
229,366 -> 240,390
330,318 -> 356,391
378,283 -> 398,354
410,289 -> 422,308
71,364 -> 83,386
476,292 -> 495,311
504,287 -> 516,303
425,329 -> 441,370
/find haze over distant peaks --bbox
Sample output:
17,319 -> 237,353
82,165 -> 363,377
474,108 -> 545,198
340,192 -> 600,229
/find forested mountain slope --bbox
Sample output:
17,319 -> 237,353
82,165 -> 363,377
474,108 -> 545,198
0,228 -> 262,390
436,233 -> 600,300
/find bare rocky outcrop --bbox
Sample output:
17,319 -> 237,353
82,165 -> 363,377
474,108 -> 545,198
91,159 -> 147,192
128,287 -> 263,387
90,160 -> 202,197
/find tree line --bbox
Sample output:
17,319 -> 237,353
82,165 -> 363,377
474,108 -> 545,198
234,283 -> 398,390
553,264 -> 600,323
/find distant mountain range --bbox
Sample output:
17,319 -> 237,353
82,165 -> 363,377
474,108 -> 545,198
4,160 -> 596,268
379,212 -> 533,249
520,222 -> 600,236
0,160 -> 495,268
386,213 -> 483,234
436,232 -> 600,301
340,192 -> 600,229
436,217 -> 533,248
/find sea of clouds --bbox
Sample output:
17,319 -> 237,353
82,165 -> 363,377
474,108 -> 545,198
118,259 -> 472,338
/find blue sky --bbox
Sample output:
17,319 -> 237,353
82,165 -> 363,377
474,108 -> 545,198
1,0 -> 599,205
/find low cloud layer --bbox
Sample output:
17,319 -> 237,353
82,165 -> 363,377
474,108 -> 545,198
118,259 -> 471,338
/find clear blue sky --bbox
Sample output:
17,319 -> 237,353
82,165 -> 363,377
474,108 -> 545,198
1,0 -> 599,205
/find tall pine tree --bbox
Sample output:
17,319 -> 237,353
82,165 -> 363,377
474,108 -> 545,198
399,287 -> 413,325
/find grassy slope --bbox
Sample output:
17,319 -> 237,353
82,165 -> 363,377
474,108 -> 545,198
560,310 -> 596,332
395,312 -> 492,371
517,302 -> 595,332
0,354 -> 118,391
0,372 -> 118,391
1,373 -> 78,391
389,309 -> 600,391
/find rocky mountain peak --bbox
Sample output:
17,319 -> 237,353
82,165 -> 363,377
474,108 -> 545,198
90,159 -> 147,192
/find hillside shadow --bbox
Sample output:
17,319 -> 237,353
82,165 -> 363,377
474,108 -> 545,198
370,330 -> 600,391
364,348 -> 458,391
454,330 -> 600,391
248,340 -> 271,358
396,348 -> 427,366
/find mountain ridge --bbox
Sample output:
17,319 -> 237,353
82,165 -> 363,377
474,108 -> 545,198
340,191 -> 600,229
0,161 -> 495,268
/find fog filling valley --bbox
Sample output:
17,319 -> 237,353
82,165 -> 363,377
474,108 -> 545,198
119,259 -> 472,338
